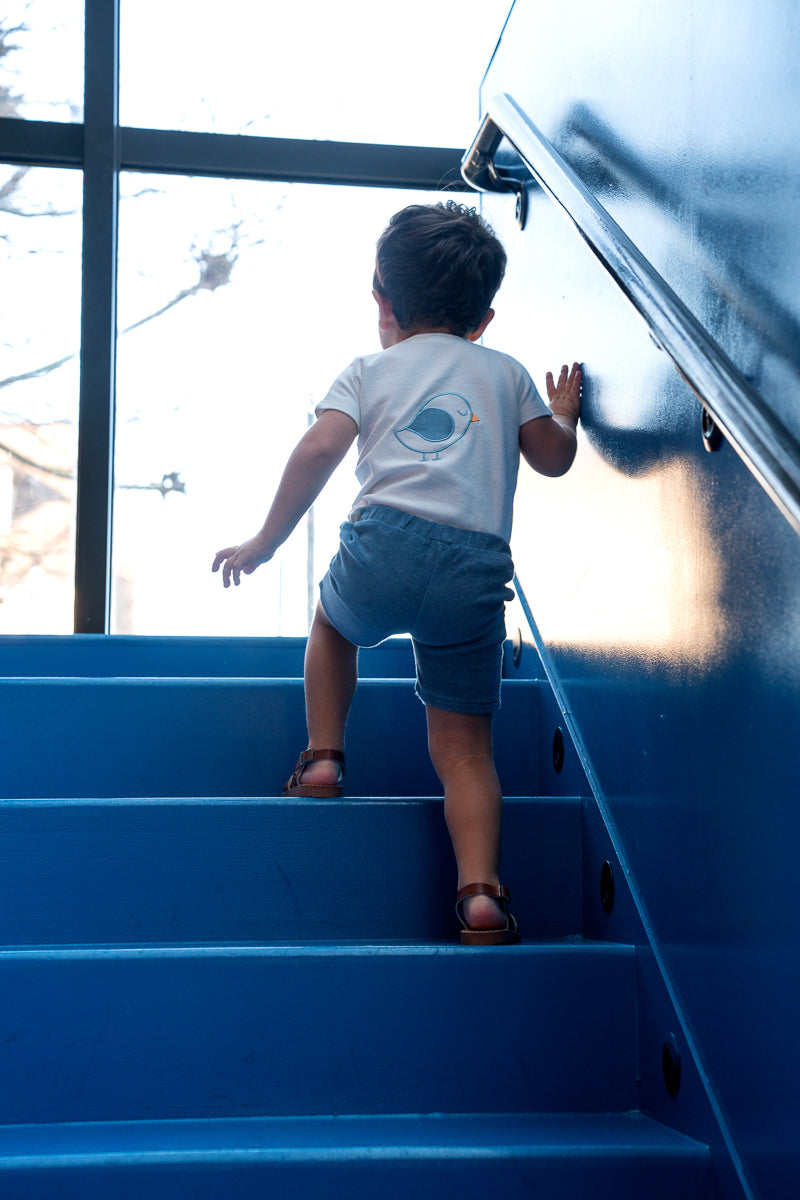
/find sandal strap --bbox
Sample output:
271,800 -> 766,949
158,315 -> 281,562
288,748 -> 346,790
297,748 -> 345,770
456,883 -> 511,904
455,882 -> 517,934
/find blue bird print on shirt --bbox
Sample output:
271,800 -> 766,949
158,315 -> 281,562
394,392 -> 479,460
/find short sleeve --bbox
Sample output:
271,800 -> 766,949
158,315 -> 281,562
315,358 -> 362,429
517,363 -> 552,425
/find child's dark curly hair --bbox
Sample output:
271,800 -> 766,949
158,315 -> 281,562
373,201 -> 506,337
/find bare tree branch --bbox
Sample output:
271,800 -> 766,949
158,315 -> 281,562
0,438 -> 73,480
0,168 -> 28,206
0,348 -> 77,392
0,18 -> 26,117
0,166 -> 80,218
0,234 -> 240,393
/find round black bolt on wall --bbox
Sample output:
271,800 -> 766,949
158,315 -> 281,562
552,726 -> 565,773
701,407 -> 723,452
663,1033 -> 682,1097
600,860 -> 615,914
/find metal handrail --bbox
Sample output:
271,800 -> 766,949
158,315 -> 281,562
462,92 -> 800,537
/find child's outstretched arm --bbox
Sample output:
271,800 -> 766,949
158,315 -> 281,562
212,409 -> 357,588
519,362 -> 582,477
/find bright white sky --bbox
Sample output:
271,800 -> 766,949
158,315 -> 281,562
119,0 -> 512,148
5,0 -> 513,144
1,0 -> 516,636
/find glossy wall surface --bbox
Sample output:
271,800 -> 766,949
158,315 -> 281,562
480,3 -> 800,1198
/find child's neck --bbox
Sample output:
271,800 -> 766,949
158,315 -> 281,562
387,325 -> 461,346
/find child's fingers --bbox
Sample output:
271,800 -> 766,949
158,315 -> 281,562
568,363 -> 582,394
546,363 -> 571,402
212,546 -> 244,588
225,556 -> 244,588
212,546 -> 238,572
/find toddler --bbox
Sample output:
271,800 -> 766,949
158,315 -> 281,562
213,200 -> 581,944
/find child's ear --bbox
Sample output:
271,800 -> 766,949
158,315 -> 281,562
374,289 -> 407,347
467,308 -> 495,342
373,289 -> 394,327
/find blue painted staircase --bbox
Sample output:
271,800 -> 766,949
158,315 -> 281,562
0,635 -> 712,1197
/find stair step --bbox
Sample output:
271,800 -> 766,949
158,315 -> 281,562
0,942 -> 636,1123
0,1113 -> 712,1199
0,796 -> 581,944
0,635 -> 708,1197
0,678 -> 539,799
0,634 -> 417,679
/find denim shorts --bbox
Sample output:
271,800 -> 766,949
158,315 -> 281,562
319,505 -> 515,714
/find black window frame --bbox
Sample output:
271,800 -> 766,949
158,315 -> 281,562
0,0 -> 469,632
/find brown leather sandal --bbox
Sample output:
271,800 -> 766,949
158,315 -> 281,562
456,883 -> 521,945
282,748 -> 346,798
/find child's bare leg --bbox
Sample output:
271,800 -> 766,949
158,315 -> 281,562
426,705 -> 506,931
299,601 -> 358,787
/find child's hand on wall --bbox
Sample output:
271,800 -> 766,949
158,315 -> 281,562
546,362 -> 582,428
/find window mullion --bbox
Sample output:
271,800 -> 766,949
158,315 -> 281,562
74,0 -> 120,632
119,127 -> 466,191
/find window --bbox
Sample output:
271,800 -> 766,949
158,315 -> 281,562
113,175 -> 439,635
120,0 -> 503,148
1,1 -> 84,121
0,166 -> 82,631
0,0 -> 508,634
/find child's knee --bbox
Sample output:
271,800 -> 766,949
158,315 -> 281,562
426,707 -> 494,774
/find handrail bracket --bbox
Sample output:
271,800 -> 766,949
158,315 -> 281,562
462,115 -> 529,229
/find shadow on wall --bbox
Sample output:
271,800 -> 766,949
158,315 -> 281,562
577,364 -> 696,479
554,102 -> 800,411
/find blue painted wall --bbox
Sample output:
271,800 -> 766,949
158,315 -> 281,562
480,3 -> 800,1198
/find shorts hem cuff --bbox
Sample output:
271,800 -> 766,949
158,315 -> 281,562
319,580 -> 381,649
414,683 -> 500,715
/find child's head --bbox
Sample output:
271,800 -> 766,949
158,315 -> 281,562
373,201 -> 506,338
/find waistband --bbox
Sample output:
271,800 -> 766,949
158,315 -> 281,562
347,504 -> 511,555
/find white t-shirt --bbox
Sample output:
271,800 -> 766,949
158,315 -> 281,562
316,332 -> 551,542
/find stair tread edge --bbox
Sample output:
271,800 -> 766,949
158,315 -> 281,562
0,1112 -> 711,1161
